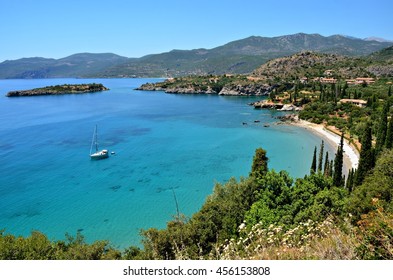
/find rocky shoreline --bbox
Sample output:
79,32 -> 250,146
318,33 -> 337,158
6,83 -> 109,97
136,82 -> 274,96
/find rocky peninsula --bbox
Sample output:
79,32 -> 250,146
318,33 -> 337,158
136,75 -> 274,96
6,83 -> 108,97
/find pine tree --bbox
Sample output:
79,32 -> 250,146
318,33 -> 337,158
333,133 -> 344,187
386,115 -> 393,149
375,101 -> 389,155
311,146 -> 317,174
251,148 -> 269,179
318,140 -> 324,172
355,123 -> 374,185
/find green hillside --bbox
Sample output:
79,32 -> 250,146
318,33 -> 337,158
368,45 -> 393,62
0,33 -> 391,78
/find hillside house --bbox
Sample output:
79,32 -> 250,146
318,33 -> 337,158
346,77 -> 375,85
339,98 -> 367,107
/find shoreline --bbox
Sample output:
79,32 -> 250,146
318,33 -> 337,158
288,119 -> 359,173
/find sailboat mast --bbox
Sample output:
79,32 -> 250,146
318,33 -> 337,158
95,124 -> 98,152
89,124 -> 108,160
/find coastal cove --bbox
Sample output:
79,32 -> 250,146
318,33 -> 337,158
0,78 -> 340,249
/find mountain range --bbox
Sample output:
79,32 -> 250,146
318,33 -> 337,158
0,33 -> 392,79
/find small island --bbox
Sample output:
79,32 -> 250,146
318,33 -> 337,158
6,83 -> 109,97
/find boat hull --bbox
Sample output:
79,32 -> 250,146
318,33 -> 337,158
90,149 -> 109,160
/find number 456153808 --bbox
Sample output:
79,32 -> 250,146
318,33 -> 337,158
216,266 -> 270,276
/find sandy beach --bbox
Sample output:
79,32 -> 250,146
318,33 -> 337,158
290,119 -> 359,173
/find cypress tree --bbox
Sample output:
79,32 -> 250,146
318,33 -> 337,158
294,85 -> 298,103
324,161 -> 329,177
323,151 -> 330,177
342,82 -> 348,98
388,85 -> 392,97
319,83 -> 324,102
356,123 -> 374,185
375,101 -> 389,155
346,169 -> 352,191
311,146 -> 317,174
350,168 -> 355,192
386,116 -> 393,149
346,168 -> 354,192
318,140 -> 324,172
372,94 -> 378,110
333,133 -> 344,187
329,159 -> 334,178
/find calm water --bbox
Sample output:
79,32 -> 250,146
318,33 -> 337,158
0,78 -> 335,249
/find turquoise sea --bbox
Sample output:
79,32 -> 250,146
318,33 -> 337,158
0,78 -> 336,249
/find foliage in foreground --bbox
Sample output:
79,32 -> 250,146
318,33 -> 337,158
0,231 -> 121,260
136,148 -> 393,260
1,149 -> 392,260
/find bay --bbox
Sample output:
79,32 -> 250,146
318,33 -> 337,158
0,78 -> 335,249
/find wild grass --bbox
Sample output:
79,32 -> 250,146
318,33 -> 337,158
213,216 -> 357,260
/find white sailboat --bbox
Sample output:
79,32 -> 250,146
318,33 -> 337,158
90,125 -> 109,160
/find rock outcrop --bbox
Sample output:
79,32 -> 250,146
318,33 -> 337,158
136,81 -> 273,96
218,84 -> 273,96
366,65 -> 393,77
252,51 -> 372,81
251,100 -> 284,109
250,100 -> 302,110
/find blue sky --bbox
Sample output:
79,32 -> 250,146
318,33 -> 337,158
0,0 -> 392,62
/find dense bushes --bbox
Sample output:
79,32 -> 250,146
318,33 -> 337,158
137,146 -> 393,260
1,147 -> 392,259
348,149 -> 393,220
0,231 -> 121,260
140,177 -> 260,259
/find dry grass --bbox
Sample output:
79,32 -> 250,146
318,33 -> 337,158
214,217 -> 358,260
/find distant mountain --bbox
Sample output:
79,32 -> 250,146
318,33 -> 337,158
364,37 -> 393,43
211,33 -> 389,56
0,53 -> 128,78
0,33 -> 392,78
0,57 -> 56,79
100,33 -> 393,78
